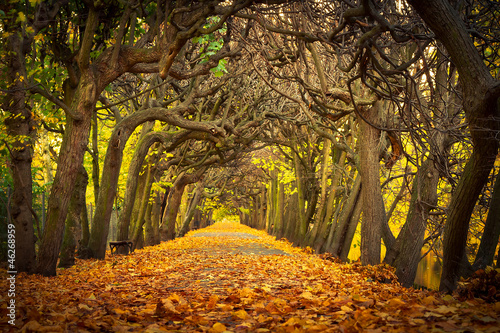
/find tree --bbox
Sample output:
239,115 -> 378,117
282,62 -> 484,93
407,0 -> 500,292
1,0 -> 67,273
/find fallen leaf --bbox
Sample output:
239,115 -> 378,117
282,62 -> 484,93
209,322 -> 227,333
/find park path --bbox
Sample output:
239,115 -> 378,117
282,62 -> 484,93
2,222 -> 499,332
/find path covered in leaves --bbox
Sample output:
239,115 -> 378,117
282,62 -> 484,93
2,222 -> 499,332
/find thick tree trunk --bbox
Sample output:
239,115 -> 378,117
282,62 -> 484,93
473,170 -> 500,270
59,166 -> 88,268
408,0 -> 500,293
35,71 -> 96,275
3,32 -> 36,273
383,159 -> 439,287
441,146 -> 497,291
142,202 -> 154,245
34,6 -> 100,276
275,182 -> 285,239
359,101 -> 385,265
160,170 -> 205,241
146,191 -> 163,246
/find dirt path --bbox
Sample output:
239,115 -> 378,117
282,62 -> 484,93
190,231 -> 292,256
3,222 -> 499,332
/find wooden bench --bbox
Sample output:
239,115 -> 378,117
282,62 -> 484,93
109,241 -> 134,254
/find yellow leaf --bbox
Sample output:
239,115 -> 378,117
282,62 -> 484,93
232,309 -> 249,320
441,294 -> 455,302
340,305 -> 353,312
387,298 -> 406,308
78,303 -> 92,311
164,299 -> 179,313
209,322 -> 226,333
239,287 -> 253,298
207,295 -> 219,309
113,308 -> 129,315
300,291 -> 314,299
283,317 -> 302,326
434,305 -> 457,314
16,12 -> 26,23
422,296 -> 437,305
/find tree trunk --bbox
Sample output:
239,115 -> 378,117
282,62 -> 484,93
130,155 -> 156,250
293,151 -> 308,241
275,182 -> 285,239
327,175 -> 362,257
284,192 -> 299,243
3,31 -> 36,273
59,165 -> 88,268
35,71 -> 97,275
473,170 -> 500,270
178,181 -> 204,237
383,159 -> 439,287
146,190 -> 163,246
34,7 -> 100,276
359,101 -> 385,265
339,196 -> 363,262
305,139 -> 331,247
91,110 -> 100,205
116,124 -> 157,243
408,0 -> 500,293
315,147 -> 348,252
160,169 -> 205,241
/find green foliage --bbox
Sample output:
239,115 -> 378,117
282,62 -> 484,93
192,17 -> 228,77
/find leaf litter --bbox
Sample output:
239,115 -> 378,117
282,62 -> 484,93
1,222 -> 499,332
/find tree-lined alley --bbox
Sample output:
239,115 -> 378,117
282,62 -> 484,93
1,0 -> 500,307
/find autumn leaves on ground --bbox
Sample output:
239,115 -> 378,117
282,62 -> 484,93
2,222 -> 499,332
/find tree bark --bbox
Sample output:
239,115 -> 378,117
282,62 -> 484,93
33,6 -> 100,276
359,101 -> 385,265
130,154 -> 157,250
59,165 -> 88,268
316,147 -> 348,253
293,150 -> 308,241
473,170 -> 500,270
305,139 -> 331,247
